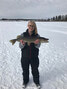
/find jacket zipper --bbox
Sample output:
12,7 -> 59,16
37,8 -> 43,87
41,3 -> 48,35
29,45 -> 31,58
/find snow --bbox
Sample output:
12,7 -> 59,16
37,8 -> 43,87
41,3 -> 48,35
0,21 -> 67,89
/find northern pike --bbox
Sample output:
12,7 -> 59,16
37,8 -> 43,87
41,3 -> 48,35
10,35 -> 49,45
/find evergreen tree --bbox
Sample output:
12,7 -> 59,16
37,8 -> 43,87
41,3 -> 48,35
53,17 -> 55,21
58,15 -> 61,21
56,16 -> 58,21
65,15 -> 67,21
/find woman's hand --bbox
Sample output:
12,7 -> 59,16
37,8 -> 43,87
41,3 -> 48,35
34,39 -> 40,44
20,40 -> 25,45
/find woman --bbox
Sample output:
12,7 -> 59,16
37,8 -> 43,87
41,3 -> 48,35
19,20 -> 41,88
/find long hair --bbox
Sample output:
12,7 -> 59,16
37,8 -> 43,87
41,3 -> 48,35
28,20 -> 38,35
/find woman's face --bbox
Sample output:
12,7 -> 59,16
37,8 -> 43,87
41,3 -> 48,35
28,22 -> 35,32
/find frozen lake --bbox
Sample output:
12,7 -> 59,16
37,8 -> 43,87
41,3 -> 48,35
0,21 -> 67,89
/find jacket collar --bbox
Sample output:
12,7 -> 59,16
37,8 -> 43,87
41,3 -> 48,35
26,29 -> 35,36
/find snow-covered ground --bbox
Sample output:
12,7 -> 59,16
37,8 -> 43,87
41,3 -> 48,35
0,21 -> 67,89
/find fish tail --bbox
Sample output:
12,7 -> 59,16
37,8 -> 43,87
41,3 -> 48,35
9,39 -> 16,45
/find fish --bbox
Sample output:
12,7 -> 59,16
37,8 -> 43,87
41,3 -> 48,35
9,35 -> 49,45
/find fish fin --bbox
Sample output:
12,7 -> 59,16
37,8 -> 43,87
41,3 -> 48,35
45,40 -> 49,43
17,35 -> 21,39
9,39 -> 16,45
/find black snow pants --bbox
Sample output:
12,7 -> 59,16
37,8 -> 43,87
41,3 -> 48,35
21,57 -> 40,84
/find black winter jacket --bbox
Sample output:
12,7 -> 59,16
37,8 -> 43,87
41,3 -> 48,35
19,29 -> 41,58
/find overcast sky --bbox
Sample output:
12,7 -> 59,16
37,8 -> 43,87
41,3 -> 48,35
0,0 -> 67,19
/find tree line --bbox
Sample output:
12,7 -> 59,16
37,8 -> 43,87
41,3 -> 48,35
0,14 -> 67,21
49,14 -> 67,21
